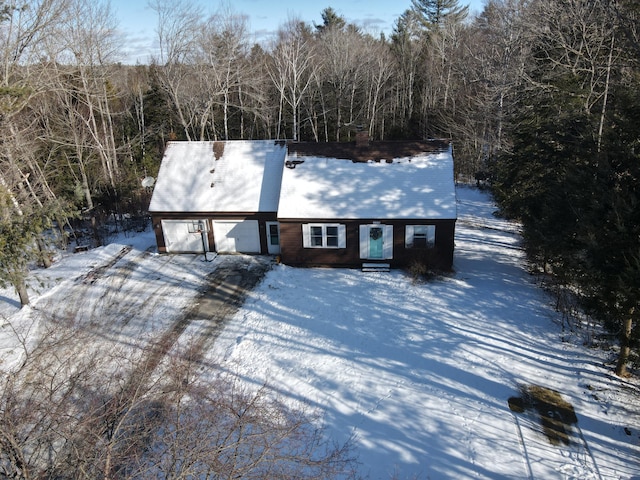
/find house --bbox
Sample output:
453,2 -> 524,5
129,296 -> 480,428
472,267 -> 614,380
277,140 -> 457,270
149,140 -> 287,255
149,139 -> 457,270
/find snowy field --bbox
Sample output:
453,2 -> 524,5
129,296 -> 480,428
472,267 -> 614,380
206,187 -> 640,479
1,186 -> 639,479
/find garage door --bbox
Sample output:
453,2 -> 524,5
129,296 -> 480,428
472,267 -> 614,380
213,220 -> 261,253
161,220 -> 207,253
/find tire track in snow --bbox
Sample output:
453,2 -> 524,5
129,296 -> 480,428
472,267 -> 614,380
123,257 -> 271,392
179,259 -> 272,367
86,249 -> 200,330
37,246 -> 134,325
80,246 -> 133,285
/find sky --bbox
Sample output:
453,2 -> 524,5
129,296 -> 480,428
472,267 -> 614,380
113,0 -> 486,64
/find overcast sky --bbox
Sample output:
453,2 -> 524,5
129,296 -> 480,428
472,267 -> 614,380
113,0 -> 486,64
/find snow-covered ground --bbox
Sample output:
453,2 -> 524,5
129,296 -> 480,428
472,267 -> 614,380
1,187 -> 639,479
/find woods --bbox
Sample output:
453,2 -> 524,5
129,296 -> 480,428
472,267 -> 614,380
0,0 -> 638,454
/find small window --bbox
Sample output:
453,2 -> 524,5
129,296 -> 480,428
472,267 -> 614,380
303,224 -> 346,248
268,224 -> 280,246
406,225 -> 435,248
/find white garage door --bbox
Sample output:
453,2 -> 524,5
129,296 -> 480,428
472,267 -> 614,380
162,220 -> 207,253
213,220 -> 261,253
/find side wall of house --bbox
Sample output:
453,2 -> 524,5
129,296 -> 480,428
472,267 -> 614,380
278,219 -> 456,270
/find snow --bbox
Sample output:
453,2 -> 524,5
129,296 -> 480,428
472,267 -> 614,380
1,186 -> 639,479
148,140 -> 286,213
278,150 -> 457,220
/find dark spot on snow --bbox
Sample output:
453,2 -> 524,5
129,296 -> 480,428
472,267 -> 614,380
509,384 -> 578,446
508,396 -> 525,413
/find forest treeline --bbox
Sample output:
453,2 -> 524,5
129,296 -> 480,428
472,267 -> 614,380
0,0 -> 639,373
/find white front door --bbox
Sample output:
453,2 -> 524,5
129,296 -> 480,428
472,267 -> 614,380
266,222 -> 281,254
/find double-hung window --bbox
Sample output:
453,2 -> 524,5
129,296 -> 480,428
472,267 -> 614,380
406,225 -> 435,248
303,224 -> 346,248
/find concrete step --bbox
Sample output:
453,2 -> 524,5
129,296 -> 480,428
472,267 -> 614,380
362,262 -> 391,272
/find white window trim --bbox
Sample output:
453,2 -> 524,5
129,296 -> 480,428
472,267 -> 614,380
266,221 -> 281,255
405,225 -> 435,248
302,223 -> 346,248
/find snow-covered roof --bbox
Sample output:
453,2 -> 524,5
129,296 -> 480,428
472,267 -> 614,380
277,147 -> 457,220
149,140 -> 286,213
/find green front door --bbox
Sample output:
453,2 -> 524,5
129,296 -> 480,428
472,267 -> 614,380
369,227 -> 384,259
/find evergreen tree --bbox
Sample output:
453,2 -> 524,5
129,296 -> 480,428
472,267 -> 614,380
0,191 -> 70,306
578,77 -> 640,376
411,0 -> 469,30
315,7 -> 346,34
491,0 -> 640,375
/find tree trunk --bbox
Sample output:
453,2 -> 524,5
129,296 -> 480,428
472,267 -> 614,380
37,237 -> 52,268
597,32 -> 615,153
16,279 -> 30,307
615,309 -> 634,376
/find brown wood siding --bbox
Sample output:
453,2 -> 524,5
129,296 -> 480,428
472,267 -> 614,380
151,211 -> 278,254
393,220 -> 456,271
278,221 -> 360,267
279,219 -> 456,270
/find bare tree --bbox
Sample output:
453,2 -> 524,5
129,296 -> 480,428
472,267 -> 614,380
149,0 -> 202,140
53,0 -> 125,190
524,0 -> 619,150
0,0 -> 74,305
195,9 -> 252,140
1,316 -> 358,479
448,0 -> 532,177
315,26 -> 374,141
268,18 -> 316,141
390,10 -> 424,137
362,37 -> 395,139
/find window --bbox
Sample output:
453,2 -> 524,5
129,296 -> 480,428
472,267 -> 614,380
310,226 -> 323,246
326,226 -> 339,247
406,225 -> 435,248
303,224 -> 346,248
268,223 -> 280,246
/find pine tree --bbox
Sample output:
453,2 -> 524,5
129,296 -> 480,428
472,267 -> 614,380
411,0 -> 469,30
491,0 -> 640,376
315,7 -> 346,34
0,192 -> 57,307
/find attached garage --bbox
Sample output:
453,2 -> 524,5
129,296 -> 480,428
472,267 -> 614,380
212,220 -> 261,253
149,140 -> 286,255
161,220 -> 208,253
